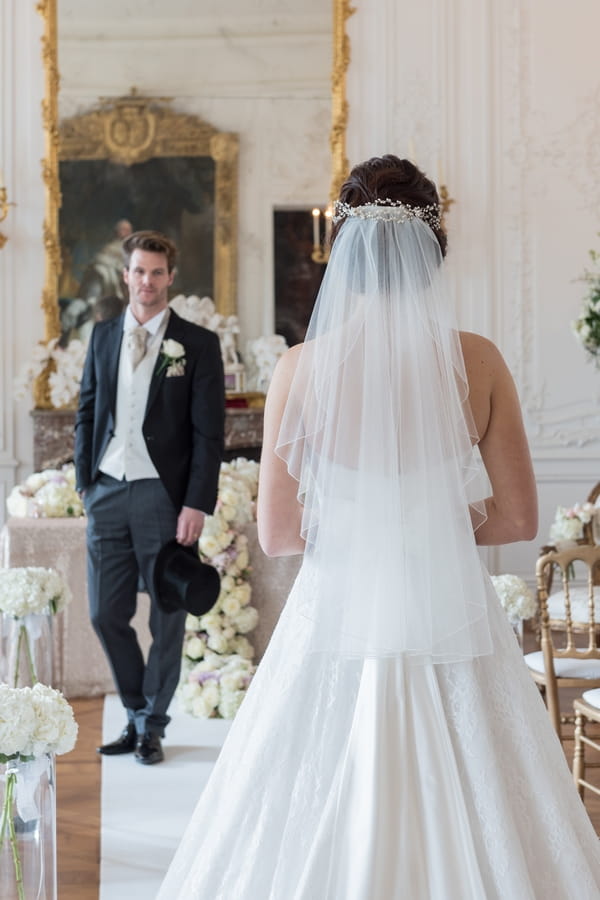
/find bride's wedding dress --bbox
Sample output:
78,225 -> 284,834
159,204 -> 600,898
158,548 -> 600,899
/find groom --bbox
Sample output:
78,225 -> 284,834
75,230 -> 224,765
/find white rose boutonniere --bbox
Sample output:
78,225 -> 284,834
158,339 -> 186,377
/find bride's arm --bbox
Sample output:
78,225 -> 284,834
257,347 -> 306,557
464,336 -> 538,546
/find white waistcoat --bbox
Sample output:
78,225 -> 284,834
99,313 -> 169,481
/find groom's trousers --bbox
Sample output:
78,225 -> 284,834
84,473 -> 187,737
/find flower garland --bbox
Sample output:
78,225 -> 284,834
177,458 -> 260,719
0,683 -> 78,900
490,574 -> 536,624
6,464 -> 83,519
573,243 -> 600,365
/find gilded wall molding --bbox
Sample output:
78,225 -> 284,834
36,0 -> 61,408
329,0 -> 355,202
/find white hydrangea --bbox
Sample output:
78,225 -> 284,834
490,574 -> 536,622
0,683 -> 78,761
0,567 -> 71,617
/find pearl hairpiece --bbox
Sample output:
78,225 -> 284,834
332,198 -> 442,230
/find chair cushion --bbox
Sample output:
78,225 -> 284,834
524,650 -> 600,679
547,586 -> 599,626
582,688 -> 600,708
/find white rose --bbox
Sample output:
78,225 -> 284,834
192,692 -> 218,718
207,632 -> 231,654
231,636 -> 255,660
199,535 -> 221,558
221,594 -> 241,618
202,681 -> 220,708
185,636 -> 206,660
218,690 -> 246,719
162,339 -> 185,359
233,606 -> 259,634
199,611 -> 221,632
231,583 -> 251,607
25,472 -> 48,492
220,575 -> 235,593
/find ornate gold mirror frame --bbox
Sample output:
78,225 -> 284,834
330,0 -> 354,203
36,1 -> 238,402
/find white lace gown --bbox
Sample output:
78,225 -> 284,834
158,554 -> 600,899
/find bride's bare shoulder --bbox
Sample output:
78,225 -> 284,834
459,330 -> 500,364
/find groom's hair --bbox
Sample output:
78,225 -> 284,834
332,155 -> 447,257
122,230 -> 178,273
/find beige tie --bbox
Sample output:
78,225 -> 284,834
127,326 -> 149,370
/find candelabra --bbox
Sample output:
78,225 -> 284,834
311,207 -> 333,265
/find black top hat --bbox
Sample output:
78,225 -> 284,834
154,540 -> 220,616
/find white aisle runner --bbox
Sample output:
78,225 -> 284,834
100,694 -> 231,899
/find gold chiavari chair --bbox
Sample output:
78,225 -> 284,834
523,544 -> 600,742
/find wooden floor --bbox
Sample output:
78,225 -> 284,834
56,664 -> 600,899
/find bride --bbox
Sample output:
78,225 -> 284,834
158,155 -> 600,898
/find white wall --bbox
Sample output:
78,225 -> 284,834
346,0 -> 600,580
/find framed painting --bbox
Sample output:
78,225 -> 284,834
56,92 -> 239,346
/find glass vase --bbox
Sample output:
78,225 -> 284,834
0,611 -> 54,688
0,753 -> 57,900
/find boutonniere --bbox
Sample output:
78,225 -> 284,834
158,339 -> 186,377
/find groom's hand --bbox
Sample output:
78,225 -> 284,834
176,506 -> 206,546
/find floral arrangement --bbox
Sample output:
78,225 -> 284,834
245,334 -> 289,392
0,682 -> 78,763
490,574 -> 537,623
549,501 -> 597,545
573,243 -> 600,365
0,567 -> 71,619
6,463 -> 83,519
169,294 -> 242,366
15,338 -> 88,409
0,567 -> 72,687
0,683 -> 78,900
177,458 -> 260,718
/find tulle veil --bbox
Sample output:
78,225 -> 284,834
275,204 -> 493,663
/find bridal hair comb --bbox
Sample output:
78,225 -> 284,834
332,198 -> 442,230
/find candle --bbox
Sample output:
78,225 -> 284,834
312,208 -> 320,248
324,207 -> 332,243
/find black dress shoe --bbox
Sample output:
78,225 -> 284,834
97,723 -> 137,756
135,732 -> 164,765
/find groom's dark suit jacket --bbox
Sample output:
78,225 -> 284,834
75,309 -> 225,514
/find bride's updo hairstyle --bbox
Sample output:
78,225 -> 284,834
331,154 -> 447,257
